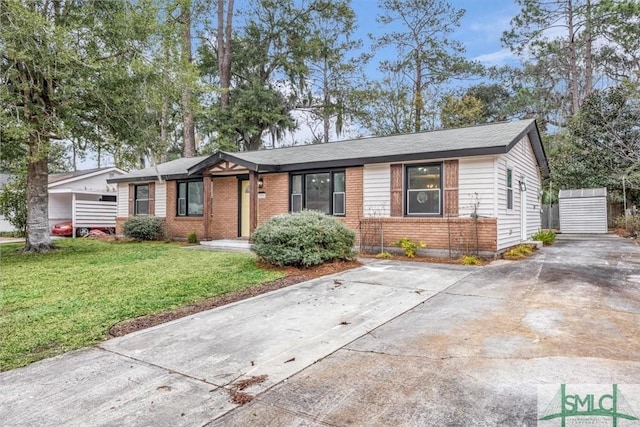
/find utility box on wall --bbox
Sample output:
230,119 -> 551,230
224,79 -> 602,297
559,188 -> 608,234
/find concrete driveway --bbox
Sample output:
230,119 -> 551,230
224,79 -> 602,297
2,235 -> 640,426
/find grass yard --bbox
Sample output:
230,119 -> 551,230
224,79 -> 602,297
0,239 -> 284,371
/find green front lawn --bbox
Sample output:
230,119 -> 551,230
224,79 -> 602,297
0,239 -> 284,370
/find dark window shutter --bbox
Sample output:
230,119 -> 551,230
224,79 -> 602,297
128,184 -> 134,216
148,182 -> 156,216
390,164 -> 403,217
444,160 -> 459,215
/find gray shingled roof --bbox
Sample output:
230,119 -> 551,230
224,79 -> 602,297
229,119 -> 537,168
110,119 -> 549,183
108,156 -> 208,183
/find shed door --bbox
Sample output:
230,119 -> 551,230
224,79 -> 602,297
559,197 -> 608,234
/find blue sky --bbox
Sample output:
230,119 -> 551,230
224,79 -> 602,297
351,0 -> 521,70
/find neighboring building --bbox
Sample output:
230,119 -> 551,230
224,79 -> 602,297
108,119 -> 550,255
48,167 -> 126,235
0,173 -> 17,232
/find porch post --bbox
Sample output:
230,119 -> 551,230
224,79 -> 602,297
249,170 -> 258,237
71,192 -> 76,239
203,175 -> 211,239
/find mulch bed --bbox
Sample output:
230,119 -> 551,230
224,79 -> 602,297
107,259 -> 361,338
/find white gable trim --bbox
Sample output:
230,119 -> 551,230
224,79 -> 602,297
48,167 -> 127,189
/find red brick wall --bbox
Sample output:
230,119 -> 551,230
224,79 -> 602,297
359,216 -> 497,253
210,176 -> 239,239
115,217 -> 126,235
336,167 -> 363,246
257,173 -> 289,226
164,180 -> 205,240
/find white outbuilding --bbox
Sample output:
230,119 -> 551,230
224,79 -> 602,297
559,188 -> 608,234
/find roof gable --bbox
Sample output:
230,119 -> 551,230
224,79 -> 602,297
48,167 -> 126,188
107,156 -> 208,183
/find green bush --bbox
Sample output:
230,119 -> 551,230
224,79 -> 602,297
532,229 -> 556,246
503,244 -> 534,259
459,255 -> 481,265
187,230 -> 198,244
122,216 -> 165,241
251,210 -> 355,267
393,237 -> 426,258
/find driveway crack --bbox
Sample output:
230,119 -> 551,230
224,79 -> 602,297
441,291 -> 506,300
97,347 -> 221,387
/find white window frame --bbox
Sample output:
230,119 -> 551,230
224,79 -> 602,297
507,167 -> 514,210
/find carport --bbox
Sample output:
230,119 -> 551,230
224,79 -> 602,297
559,188 -> 608,234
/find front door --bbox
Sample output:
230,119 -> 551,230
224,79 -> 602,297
240,180 -> 250,237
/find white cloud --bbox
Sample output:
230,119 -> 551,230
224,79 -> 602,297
473,48 -> 517,66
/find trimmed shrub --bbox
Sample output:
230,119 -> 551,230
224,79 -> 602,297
393,237 -> 426,258
251,210 -> 355,267
503,244 -> 534,260
532,229 -> 556,246
122,216 -> 165,241
187,230 -> 198,244
459,255 -> 481,266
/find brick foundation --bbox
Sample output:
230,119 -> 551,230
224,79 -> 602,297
359,216 -> 497,255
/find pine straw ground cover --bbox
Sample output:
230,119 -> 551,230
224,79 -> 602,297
0,239 -> 292,370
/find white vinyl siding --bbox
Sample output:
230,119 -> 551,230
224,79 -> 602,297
74,200 -> 117,228
363,163 -> 391,217
497,135 -> 542,250
154,181 -> 167,217
117,184 -> 129,217
458,157 -> 497,218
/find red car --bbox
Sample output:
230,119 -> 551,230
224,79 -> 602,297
51,221 -> 115,237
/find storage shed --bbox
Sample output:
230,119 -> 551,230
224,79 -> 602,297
559,188 -> 608,234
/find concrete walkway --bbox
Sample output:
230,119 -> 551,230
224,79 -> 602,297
0,259 -> 473,426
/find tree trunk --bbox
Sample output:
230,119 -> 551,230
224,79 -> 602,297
323,56 -> 330,144
584,0 -> 593,98
217,0 -> 234,109
247,134 -> 262,151
414,56 -> 423,132
180,2 -> 196,157
72,141 -> 77,171
160,97 -> 169,163
24,140 -> 54,252
567,0 -> 580,116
